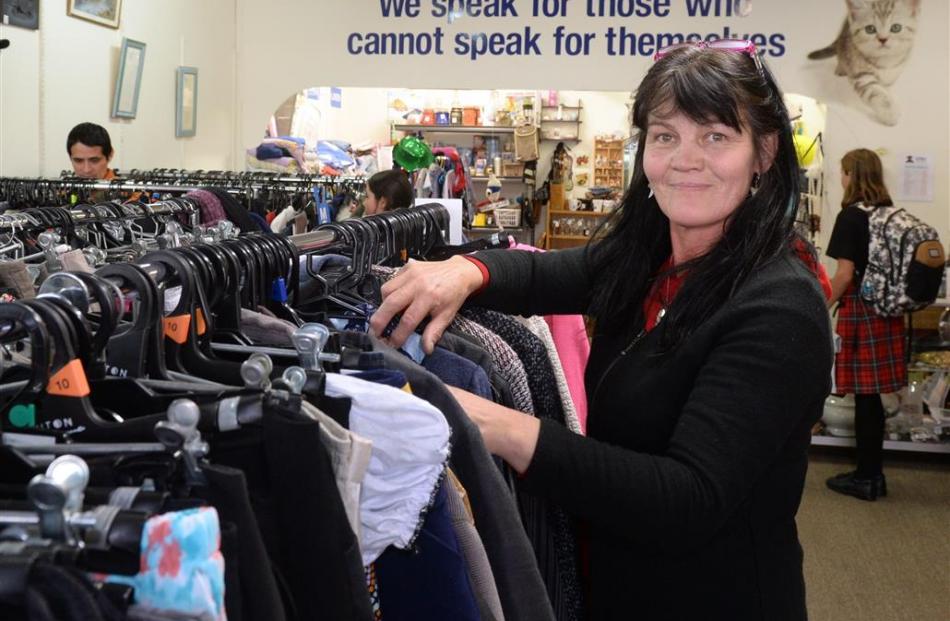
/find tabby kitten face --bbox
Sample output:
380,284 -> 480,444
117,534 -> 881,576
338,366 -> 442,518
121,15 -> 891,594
848,0 -> 918,61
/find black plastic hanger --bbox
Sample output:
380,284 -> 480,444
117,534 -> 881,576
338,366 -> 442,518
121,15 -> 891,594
139,250 -> 242,385
95,263 -> 169,380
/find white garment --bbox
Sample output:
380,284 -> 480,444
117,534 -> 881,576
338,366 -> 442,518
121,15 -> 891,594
415,168 -> 430,198
325,373 -> 451,565
269,205 -> 296,233
442,170 -> 456,199
300,401 -> 373,544
520,316 -> 583,435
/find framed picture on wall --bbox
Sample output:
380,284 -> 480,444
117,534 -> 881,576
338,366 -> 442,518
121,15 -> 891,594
111,37 -> 146,119
2,0 -> 39,30
67,0 -> 121,29
176,67 -> 198,137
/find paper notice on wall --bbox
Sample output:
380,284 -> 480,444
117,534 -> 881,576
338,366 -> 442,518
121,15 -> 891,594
897,154 -> 933,202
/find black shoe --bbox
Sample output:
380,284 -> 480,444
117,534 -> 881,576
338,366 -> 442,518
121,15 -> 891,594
826,471 -> 887,501
827,471 -> 887,496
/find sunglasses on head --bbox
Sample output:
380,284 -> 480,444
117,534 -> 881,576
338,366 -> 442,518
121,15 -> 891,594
653,39 -> 764,75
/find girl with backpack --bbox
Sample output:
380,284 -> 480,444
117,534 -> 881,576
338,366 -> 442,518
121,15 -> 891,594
825,148 -> 906,501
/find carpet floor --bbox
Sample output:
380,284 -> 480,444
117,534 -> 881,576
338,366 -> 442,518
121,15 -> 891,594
799,450 -> 950,621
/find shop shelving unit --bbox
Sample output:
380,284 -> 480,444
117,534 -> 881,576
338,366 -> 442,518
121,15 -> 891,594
394,122 -> 536,243
539,102 -> 582,142
810,435 -> 950,454
812,299 -> 950,455
593,138 -> 625,189
393,124 -> 515,134
544,209 -> 611,250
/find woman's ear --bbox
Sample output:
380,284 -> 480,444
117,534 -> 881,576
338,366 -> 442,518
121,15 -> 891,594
756,133 -> 779,175
377,197 -> 389,212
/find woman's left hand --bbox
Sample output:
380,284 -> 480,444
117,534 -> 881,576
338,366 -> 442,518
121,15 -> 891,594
447,386 -> 541,475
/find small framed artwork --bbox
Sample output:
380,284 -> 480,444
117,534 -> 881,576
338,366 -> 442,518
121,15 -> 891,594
176,67 -> 198,137
67,0 -> 121,29
111,37 -> 146,119
2,0 -> 39,30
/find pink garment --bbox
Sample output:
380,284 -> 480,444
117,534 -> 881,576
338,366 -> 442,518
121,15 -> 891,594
512,243 -> 590,433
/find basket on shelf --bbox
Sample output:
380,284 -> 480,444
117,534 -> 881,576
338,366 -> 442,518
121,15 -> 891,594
493,207 -> 522,228
502,162 -> 525,177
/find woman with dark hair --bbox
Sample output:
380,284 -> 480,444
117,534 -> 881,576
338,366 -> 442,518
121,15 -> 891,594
371,42 -> 832,620
363,169 -> 413,215
825,148 -> 905,501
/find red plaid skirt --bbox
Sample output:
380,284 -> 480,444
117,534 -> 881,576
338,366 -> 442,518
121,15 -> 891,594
834,287 -> 906,394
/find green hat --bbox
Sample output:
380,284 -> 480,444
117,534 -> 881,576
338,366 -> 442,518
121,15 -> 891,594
393,136 -> 434,172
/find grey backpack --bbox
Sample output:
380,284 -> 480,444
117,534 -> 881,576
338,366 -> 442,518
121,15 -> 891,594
858,203 -> 946,317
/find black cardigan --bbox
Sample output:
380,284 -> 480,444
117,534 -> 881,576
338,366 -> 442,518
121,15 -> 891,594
471,246 -> 833,621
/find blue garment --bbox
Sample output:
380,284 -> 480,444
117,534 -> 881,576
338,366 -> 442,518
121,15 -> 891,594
349,368 -> 409,389
299,253 -> 353,300
424,347 -> 493,399
376,480 -> 482,621
247,211 -> 271,232
401,333 -> 426,365
256,144 -> 285,160
278,135 -> 307,146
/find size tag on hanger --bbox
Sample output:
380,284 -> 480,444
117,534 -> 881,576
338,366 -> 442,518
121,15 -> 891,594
314,187 -> 332,225
164,314 -> 192,344
195,309 -> 207,336
47,359 -> 91,398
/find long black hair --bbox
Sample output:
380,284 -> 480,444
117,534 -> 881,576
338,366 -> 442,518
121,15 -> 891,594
588,45 -> 800,348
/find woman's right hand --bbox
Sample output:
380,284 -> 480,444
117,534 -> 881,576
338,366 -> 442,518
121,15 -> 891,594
369,255 -> 485,354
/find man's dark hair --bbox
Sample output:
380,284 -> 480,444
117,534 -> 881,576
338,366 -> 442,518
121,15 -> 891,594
67,123 -> 113,158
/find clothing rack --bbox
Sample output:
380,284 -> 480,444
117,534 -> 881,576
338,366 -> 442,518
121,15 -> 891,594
0,196 -> 444,256
0,193 -> 551,621
111,168 -> 366,186
3,175 -> 364,197
0,198 -> 199,232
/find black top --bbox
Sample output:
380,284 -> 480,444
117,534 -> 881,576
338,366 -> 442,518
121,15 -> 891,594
470,246 -> 833,620
826,205 -> 870,282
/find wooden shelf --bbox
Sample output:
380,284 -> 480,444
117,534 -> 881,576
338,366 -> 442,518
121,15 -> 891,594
469,226 -> 529,232
594,138 -> 625,190
542,105 -> 582,109
394,124 -> 516,134
549,234 -> 594,241
549,210 -> 610,217
811,434 -> 950,454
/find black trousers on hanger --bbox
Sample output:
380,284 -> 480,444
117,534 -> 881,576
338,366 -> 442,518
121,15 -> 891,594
854,393 -> 885,477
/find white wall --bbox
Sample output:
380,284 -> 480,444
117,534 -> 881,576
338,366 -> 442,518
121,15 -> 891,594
234,0 -> 950,250
4,1 -> 945,249
0,0 -> 236,177
0,16 -> 40,177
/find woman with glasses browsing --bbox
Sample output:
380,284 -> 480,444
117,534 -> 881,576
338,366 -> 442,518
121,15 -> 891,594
371,42 -> 832,620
